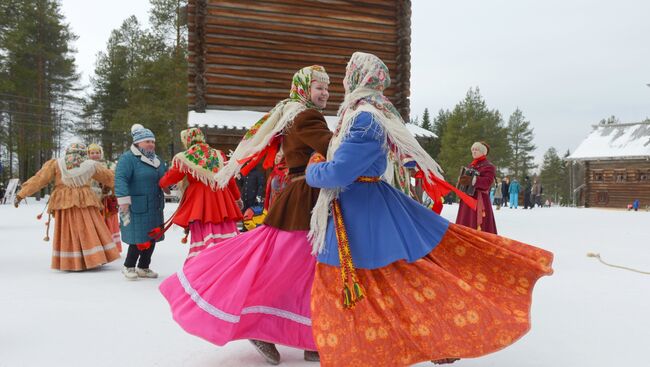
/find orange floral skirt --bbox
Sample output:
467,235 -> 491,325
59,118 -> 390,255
311,223 -> 553,367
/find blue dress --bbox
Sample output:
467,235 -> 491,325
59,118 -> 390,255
306,112 -> 449,269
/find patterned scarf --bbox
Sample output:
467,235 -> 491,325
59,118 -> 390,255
137,146 -> 157,161
309,52 -> 470,254
58,143 -> 98,187
173,127 -> 225,190
64,143 -> 88,170
214,65 -> 330,188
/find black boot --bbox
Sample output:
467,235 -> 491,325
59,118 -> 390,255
249,339 -> 280,365
432,358 -> 460,365
304,350 -> 320,362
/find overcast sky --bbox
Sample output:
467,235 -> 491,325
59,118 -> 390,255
60,0 -> 650,164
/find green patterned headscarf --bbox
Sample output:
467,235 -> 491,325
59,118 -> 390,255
215,65 -> 330,188
244,65 -> 329,140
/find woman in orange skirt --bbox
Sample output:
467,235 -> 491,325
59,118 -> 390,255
305,52 -> 553,366
15,143 -> 120,271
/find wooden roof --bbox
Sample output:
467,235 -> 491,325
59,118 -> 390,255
188,0 -> 412,118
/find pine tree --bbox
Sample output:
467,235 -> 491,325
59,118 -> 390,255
437,87 -> 509,182
429,108 -> 450,159
421,108 -> 431,130
598,115 -> 619,125
0,0 -> 78,185
506,108 -> 536,180
539,147 -> 570,205
84,0 -> 188,161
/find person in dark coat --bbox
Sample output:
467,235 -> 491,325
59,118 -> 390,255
501,176 -> 509,207
455,141 -> 497,234
238,164 -> 265,211
523,176 -> 533,209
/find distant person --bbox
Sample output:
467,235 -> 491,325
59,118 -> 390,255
501,176 -> 510,207
455,141 -> 497,234
0,182 -> 5,204
633,199 -> 640,211
238,164 -> 265,212
494,179 -> 503,210
523,176 -> 533,209
532,178 -> 542,208
509,178 -> 520,208
489,183 -> 495,205
88,143 -> 122,252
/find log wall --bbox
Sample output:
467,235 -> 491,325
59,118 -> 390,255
584,159 -> 650,209
188,0 -> 411,118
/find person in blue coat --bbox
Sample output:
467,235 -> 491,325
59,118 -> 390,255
509,178 -> 520,208
305,52 -> 553,366
115,124 -> 167,280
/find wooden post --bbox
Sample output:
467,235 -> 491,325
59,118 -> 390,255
396,0 -> 412,122
194,0 -> 207,112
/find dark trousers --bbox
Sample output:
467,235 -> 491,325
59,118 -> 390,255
124,242 -> 156,269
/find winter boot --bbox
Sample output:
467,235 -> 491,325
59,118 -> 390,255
249,339 -> 280,365
304,350 -> 319,362
122,267 -> 138,280
136,267 -> 158,278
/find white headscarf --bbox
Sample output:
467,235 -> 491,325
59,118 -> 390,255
308,52 -> 444,254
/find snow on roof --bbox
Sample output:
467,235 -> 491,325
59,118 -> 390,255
567,121 -> 650,161
188,109 -> 437,139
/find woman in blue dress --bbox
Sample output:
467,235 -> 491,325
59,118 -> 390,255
306,52 -> 554,367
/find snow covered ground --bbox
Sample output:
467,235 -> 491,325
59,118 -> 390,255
1,202 -> 649,367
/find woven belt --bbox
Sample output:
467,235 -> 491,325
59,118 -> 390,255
356,176 -> 381,183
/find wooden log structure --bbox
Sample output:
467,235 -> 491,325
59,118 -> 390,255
568,121 -> 650,209
188,0 -> 412,119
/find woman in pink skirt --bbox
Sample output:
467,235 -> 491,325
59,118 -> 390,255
159,65 -> 332,364
159,128 -> 242,261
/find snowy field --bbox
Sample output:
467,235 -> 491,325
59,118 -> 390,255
1,202 -> 649,367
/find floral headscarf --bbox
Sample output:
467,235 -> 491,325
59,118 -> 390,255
215,65 -> 329,188
243,65 -> 329,140
57,143 -> 98,187
172,128 -> 226,190
181,127 -> 206,149
64,143 -> 88,170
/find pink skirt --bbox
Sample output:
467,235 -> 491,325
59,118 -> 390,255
159,225 -> 316,350
187,220 -> 239,260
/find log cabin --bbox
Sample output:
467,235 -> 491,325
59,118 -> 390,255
567,121 -> 650,209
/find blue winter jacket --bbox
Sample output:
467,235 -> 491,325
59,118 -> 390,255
509,180 -> 520,194
115,145 -> 168,244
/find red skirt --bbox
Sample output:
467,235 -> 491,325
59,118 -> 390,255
311,223 -> 553,367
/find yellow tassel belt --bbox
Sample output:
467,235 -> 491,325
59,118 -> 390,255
332,176 -> 380,309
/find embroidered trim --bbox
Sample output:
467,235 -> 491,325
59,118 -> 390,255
52,243 -> 116,258
176,270 -> 312,326
188,232 -> 238,249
